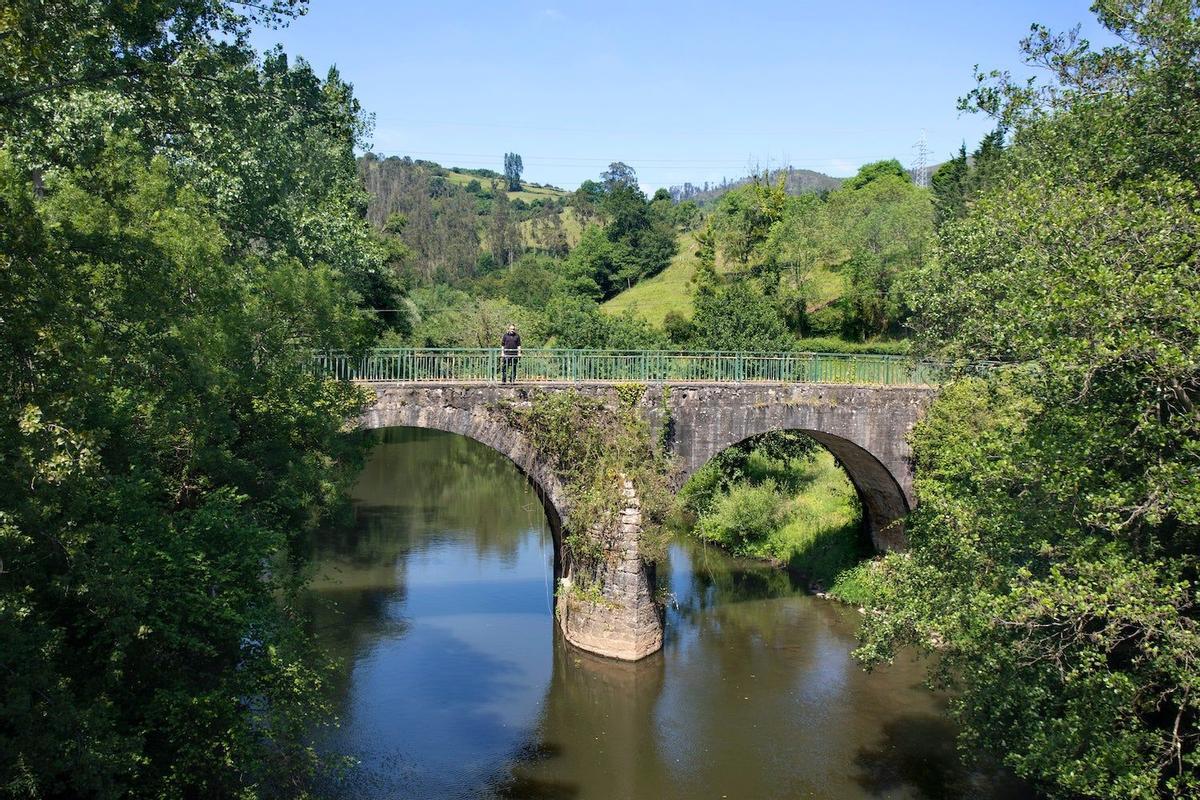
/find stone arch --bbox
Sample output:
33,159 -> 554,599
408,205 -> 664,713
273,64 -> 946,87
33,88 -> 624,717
359,386 -> 570,542
360,384 -> 664,661
663,383 -> 934,551
674,427 -> 910,551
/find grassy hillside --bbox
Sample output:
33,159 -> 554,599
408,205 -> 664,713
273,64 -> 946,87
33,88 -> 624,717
442,168 -> 567,204
601,232 -> 849,328
600,232 -> 701,326
518,205 -> 584,249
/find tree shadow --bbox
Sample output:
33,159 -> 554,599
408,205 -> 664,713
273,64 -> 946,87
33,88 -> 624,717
486,737 -> 578,799
853,713 -> 1039,799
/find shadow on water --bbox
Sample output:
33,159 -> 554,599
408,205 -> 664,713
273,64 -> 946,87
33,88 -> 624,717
487,637 -> 666,800
853,713 -> 1039,799
489,741 -> 576,800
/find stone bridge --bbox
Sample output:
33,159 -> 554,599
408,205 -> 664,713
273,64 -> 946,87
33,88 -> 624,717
359,382 -> 935,661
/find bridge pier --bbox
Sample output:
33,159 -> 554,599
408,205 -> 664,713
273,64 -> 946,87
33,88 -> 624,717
556,478 -> 663,661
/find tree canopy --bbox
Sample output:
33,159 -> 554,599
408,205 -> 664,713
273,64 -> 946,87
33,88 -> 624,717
0,2 -> 383,795
857,3 -> 1200,797
504,152 -> 523,192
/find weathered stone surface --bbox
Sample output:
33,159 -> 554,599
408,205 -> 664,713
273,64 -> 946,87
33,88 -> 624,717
360,385 -> 571,530
357,381 -> 936,658
655,383 -> 936,551
556,479 -> 663,661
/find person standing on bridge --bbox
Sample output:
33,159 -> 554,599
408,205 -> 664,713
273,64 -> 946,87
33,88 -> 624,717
500,324 -> 522,384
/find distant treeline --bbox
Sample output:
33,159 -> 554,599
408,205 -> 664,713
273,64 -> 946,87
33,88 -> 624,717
669,167 -> 843,205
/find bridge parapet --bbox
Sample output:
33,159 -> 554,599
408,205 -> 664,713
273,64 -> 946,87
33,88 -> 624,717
320,347 -> 941,386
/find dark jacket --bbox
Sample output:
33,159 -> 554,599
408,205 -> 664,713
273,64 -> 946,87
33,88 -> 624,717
501,331 -> 521,354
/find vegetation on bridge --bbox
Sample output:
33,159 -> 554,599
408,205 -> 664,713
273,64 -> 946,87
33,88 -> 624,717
497,385 -> 675,596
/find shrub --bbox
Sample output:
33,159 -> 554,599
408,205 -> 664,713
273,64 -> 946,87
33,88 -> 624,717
696,480 -> 786,555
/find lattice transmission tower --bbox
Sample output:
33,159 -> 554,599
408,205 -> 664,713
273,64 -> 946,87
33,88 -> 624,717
911,129 -> 930,188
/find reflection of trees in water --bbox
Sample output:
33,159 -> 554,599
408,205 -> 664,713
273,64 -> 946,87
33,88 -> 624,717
670,539 -> 801,617
350,427 -> 548,562
853,713 -> 1038,800
304,427 -> 551,707
307,428 -> 549,580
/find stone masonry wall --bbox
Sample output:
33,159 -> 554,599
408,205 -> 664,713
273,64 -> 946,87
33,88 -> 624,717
556,479 -> 663,661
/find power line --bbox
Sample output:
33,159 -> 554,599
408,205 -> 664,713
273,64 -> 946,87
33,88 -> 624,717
384,149 -> 883,164
371,115 -> 947,138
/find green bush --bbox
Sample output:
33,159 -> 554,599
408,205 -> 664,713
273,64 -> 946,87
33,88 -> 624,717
827,561 -> 881,606
695,479 -> 786,555
803,305 -> 843,337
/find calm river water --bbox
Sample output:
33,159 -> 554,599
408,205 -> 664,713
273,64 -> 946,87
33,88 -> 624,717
306,428 -> 1033,800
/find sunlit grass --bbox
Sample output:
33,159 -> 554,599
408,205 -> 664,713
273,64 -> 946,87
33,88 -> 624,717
601,232 -> 853,331
754,451 -> 867,583
442,168 -> 568,204
688,447 -> 876,601
601,232 -> 700,326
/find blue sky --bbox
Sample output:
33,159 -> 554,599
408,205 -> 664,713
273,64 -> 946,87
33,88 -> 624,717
251,1 -> 1112,191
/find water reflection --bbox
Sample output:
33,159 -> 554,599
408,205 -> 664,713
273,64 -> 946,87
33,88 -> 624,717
307,428 -> 1033,800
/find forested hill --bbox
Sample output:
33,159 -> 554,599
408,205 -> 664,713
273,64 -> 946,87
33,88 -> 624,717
669,167 -> 842,206
358,153 -> 567,227
357,153 -> 573,283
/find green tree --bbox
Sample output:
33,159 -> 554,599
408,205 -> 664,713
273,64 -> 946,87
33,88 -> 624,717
0,3 -> 383,796
673,199 -> 701,231
840,158 -> 909,191
601,161 -> 638,190
488,184 -> 522,267
929,144 -> 970,227
858,4 -> 1200,797
691,281 -> 793,351
570,179 -> 604,226
930,128 -> 1007,228
502,254 -> 559,309
539,295 -> 668,349
760,192 -> 831,331
562,225 -> 623,299
0,144 -> 367,799
828,173 -> 932,338
708,177 -> 789,268
566,169 -> 677,297
533,201 -> 569,257
0,0 -> 305,118
504,151 -> 523,192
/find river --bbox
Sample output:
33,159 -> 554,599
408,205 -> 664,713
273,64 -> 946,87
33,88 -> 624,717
305,427 -> 1033,799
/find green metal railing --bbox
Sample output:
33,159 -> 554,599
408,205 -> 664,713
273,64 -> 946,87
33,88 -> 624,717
314,348 -> 942,386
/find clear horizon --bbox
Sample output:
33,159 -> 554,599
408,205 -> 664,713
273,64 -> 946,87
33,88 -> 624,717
251,0 -> 1115,191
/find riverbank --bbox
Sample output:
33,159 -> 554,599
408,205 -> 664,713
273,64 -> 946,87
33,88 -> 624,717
681,445 -> 880,606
